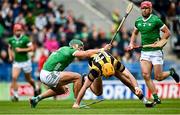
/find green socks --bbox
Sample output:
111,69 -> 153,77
153,94 -> 159,100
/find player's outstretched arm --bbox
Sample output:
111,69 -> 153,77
73,44 -> 112,58
128,28 -> 139,50
72,78 -> 92,109
147,25 -> 171,48
121,68 -> 142,96
160,25 -> 171,41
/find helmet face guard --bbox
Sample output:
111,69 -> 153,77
69,39 -> 84,50
102,63 -> 115,78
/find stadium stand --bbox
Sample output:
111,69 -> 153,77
0,0 -> 179,82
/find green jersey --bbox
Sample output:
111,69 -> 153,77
135,14 -> 164,51
43,46 -> 77,71
8,35 -> 31,62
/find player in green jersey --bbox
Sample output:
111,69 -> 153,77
128,1 -> 179,104
8,23 -> 38,101
30,39 -> 111,108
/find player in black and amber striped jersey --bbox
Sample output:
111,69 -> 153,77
73,50 -> 154,108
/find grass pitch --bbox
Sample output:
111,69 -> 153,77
0,99 -> 180,114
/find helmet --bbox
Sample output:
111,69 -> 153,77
102,63 -> 115,78
13,23 -> 23,31
69,39 -> 84,48
140,1 -> 152,9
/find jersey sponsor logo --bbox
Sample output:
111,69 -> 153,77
12,41 -> 16,44
94,55 -> 104,62
143,23 -> 146,27
94,52 -> 110,62
138,23 -> 142,27
138,22 -> 152,27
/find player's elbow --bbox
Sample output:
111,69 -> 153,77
96,91 -> 103,96
31,45 -> 35,52
93,90 -> 103,96
166,29 -> 171,39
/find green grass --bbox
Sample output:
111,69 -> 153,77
0,99 -> 180,114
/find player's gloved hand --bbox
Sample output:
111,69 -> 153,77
104,44 -> 112,51
72,102 -> 80,109
135,87 -> 142,96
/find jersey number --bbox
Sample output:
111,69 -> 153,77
94,52 -> 110,62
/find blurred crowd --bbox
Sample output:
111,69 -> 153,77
0,0 -> 179,65
0,0 -> 139,64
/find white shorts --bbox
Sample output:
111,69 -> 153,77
40,70 -> 61,88
140,50 -> 164,65
13,60 -> 32,73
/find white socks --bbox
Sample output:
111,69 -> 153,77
13,90 -> 19,98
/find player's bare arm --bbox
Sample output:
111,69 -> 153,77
128,28 -> 139,49
15,43 -> 33,53
73,44 -> 112,58
72,78 -> 93,108
150,25 -> 171,48
142,25 -> 171,48
161,25 -> 171,40
8,45 -> 13,61
121,68 -> 142,95
73,49 -> 101,58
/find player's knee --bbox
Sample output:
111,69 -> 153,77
57,88 -> 66,94
73,73 -> 81,84
155,78 -> 162,81
155,75 -> 162,81
26,77 -> 33,82
142,72 -> 151,80
63,87 -> 69,94
12,76 -> 17,81
154,73 -> 163,81
94,90 -> 103,96
74,73 -> 81,79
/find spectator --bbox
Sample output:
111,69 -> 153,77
88,30 -> 100,49
44,34 -> 59,53
4,10 -> 14,32
122,51 -> 133,63
111,8 -> 121,30
14,12 -> 26,25
25,11 -> 35,30
1,1 -> 10,19
57,26 -> 68,47
35,12 -> 47,30
12,2 -> 20,19
0,49 -> 9,63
